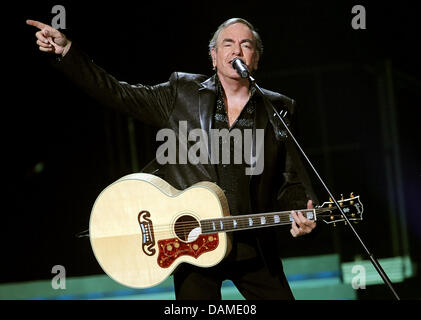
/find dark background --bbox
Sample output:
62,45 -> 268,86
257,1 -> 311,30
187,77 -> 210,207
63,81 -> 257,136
2,0 -> 420,299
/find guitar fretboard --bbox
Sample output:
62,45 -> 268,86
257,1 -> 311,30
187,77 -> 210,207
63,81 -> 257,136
200,209 -> 316,234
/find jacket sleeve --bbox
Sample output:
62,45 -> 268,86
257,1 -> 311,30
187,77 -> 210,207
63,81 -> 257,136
51,42 -> 177,128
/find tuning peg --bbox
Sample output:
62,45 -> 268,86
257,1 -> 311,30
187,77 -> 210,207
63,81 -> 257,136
329,197 -> 333,208
350,192 -> 355,205
340,194 -> 344,206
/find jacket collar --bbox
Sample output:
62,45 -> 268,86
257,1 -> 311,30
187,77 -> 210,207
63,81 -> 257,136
197,74 -> 217,137
197,75 -> 218,181
199,74 -> 217,92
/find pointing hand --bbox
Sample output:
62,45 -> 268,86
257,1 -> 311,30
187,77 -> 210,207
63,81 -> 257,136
26,19 -> 72,56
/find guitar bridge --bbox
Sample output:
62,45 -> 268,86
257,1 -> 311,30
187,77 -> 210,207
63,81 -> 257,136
138,210 -> 156,256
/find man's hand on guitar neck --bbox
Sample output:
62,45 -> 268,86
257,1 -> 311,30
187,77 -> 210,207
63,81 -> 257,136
290,200 -> 316,237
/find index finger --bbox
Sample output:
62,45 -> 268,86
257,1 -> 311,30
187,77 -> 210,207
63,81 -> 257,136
293,211 -> 306,224
291,211 -> 303,226
26,19 -> 48,30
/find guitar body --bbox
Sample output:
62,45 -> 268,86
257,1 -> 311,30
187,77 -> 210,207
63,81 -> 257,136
89,173 -> 363,289
89,173 -> 231,289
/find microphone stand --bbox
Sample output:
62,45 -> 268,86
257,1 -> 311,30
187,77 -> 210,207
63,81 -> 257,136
247,74 -> 401,301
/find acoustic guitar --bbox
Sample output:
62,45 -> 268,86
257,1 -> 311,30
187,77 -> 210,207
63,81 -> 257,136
89,173 -> 363,288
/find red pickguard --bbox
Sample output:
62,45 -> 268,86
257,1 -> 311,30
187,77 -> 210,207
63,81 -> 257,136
157,234 -> 219,268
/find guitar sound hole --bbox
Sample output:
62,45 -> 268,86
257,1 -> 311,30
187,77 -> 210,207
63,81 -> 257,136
174,215 -> 200,242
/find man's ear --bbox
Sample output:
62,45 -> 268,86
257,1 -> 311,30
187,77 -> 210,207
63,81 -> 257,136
211,48 -> 217,68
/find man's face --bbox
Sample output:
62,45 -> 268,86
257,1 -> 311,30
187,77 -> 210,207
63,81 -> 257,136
211,23 -> 259,80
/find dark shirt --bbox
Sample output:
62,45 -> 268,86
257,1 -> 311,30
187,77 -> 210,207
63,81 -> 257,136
213,75 -> 258,261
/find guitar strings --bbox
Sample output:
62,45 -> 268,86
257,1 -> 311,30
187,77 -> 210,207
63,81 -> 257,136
149,207 -> 337,232
139,207 -> 341,238
149,209 -> 311,232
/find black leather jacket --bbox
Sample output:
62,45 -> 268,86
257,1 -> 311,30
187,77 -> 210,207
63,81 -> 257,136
52,43 -> 317,273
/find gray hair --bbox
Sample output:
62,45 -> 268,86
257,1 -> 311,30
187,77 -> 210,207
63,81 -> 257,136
208,18 -> 263,59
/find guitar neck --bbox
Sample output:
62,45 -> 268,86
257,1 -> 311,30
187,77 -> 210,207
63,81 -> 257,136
200,209 -> 316,234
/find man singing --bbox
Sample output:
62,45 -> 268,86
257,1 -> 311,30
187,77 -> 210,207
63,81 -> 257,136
27,17 -> 317,300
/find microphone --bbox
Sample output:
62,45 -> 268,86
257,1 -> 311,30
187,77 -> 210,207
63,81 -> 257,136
231,58 -> 250,78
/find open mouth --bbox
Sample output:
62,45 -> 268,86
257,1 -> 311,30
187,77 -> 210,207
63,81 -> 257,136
229,58 -> 245,64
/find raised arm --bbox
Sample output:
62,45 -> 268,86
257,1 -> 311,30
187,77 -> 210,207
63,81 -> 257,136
26,20 -> 176,128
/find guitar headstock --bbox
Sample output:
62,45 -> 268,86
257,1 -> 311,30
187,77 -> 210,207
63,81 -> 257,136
316,193 -> 363,225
